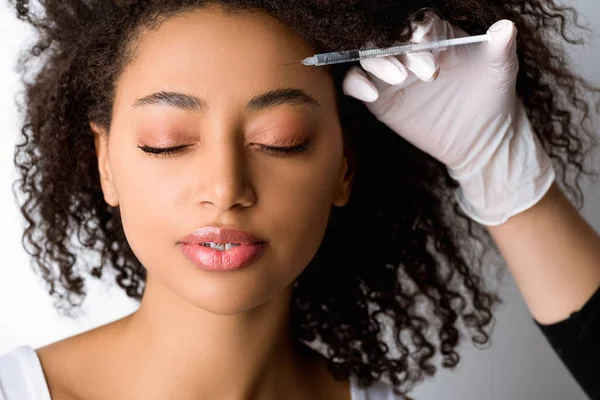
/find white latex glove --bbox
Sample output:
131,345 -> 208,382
342,14 -> 555,226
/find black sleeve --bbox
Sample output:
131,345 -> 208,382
534,285 -> 600,400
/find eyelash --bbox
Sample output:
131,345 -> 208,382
137,142 -> 309,158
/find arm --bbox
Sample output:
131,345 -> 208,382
487,181 -> 600,325
488,182 -> 600,399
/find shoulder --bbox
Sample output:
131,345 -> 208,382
0,338 -> 102,400
0,319 -> 122,400
0,346 -> 51,400
349,374 -> 414,400
33,318 -> 130,400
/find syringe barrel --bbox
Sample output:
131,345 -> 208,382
309,35 -> 454,66
313,50 -> 361,66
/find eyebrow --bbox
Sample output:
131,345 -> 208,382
131,88 -> 321,111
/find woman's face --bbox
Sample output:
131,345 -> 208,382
94,6 -> 353,315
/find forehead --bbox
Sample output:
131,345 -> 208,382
115,6 -> 336,113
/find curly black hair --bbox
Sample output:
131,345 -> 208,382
9,0 -> 600,395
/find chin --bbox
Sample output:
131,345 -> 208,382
175,277 -> 288,316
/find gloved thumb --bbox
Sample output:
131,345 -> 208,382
486,19 -> 518,67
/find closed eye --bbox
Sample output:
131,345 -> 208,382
258,143 -> 309,155
138,145 -> 189,158
137,143 -> 309,158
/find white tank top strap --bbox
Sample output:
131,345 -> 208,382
0,346 -> 51,400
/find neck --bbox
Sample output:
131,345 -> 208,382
115,274 -> 325,400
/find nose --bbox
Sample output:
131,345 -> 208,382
196,137 -> 256,211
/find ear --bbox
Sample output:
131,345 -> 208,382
90,122 -> 119,207
332,148 -> 355,207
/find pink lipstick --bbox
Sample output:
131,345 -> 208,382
177,226 -> 266,272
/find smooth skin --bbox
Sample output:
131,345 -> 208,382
488,182 -> 600,325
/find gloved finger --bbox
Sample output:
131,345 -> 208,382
482,19 -> 519,91
342,66 -> 380,102
401,11 -> 480,80
358,56 -> 409,85
398,12 -> 441,82
485,20 -> 518,69
398,51 -> 438,82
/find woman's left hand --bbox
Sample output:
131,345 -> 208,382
342,14 -> 555,226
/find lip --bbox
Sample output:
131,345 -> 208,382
177,226 -> 266,272
178,226 -> 265,245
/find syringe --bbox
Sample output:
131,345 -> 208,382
301,32 -> 492,66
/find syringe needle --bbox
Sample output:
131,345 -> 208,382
281,61 -> 304,66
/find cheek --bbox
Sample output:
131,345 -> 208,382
107,141 -> 178,266
256,150 -> 343,263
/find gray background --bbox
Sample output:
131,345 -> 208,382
0,1 -> 598,399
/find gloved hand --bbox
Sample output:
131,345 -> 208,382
342,14 -> 555,226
